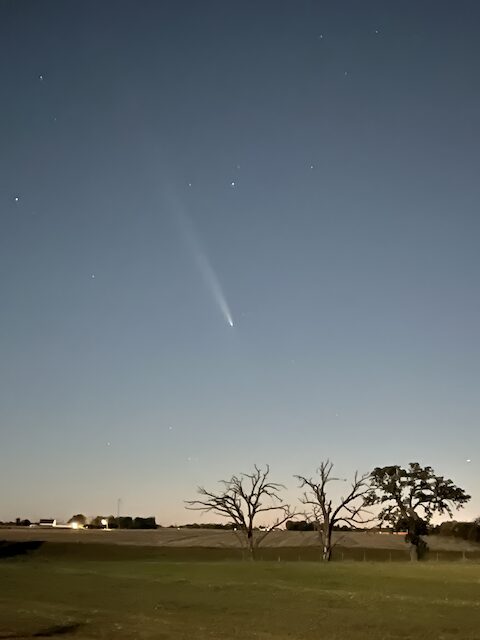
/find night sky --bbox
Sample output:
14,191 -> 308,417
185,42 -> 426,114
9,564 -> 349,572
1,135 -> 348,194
1,1 -> 479,523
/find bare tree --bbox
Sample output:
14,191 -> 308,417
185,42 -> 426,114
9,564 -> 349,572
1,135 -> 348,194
185,465 -> 296,559
295,460 -> 371,561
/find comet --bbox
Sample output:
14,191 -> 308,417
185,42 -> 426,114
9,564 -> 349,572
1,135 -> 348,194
171,197 -> 235,328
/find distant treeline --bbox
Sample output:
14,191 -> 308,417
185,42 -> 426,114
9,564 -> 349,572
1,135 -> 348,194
66,514 -> 158,529
285,520 -> 352,532
171,523 -> 236,530
92,516 -> 157,529
432,520 -> 480,543
4,517 -> 480,540
0,519 -> 32,527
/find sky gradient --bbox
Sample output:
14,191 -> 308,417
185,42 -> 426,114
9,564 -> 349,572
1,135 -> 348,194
1,0 -> 479,524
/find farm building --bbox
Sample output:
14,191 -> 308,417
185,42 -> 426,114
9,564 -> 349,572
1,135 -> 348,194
38,519 -> 56,527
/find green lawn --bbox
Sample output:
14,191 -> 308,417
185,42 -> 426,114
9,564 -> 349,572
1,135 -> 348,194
1,545 -> 479,639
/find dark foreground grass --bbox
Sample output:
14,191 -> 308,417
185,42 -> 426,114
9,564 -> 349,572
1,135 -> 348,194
1,544 -> 479,640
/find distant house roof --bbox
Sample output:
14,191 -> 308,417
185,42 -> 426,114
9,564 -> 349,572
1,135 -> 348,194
39,518 -> 56,526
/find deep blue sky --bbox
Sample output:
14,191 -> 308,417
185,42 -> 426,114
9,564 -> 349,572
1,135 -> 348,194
1,1 -> 479,523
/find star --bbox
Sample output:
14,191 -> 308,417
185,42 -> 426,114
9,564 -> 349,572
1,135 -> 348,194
375,29 -> 380,35
14,196 -> 20,202
318,34 -> 324,39
344,71 -> 348,76
188,182 -> 192,187
466,459 -> 472,463
310,165 -> 314,170
230,181 -> 236,187
39,74 -> 44,81
91,274 -> 95,279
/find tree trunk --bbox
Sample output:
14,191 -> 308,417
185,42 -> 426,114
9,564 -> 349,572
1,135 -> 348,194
322,527 -> 332,561
407,529 -> 427,561
247,529 -> 255,560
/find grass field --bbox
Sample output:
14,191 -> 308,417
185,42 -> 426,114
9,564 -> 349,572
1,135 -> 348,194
1,543 -> 480,639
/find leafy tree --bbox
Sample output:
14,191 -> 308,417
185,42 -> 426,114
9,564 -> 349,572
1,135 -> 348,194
68,514 -> 87,526
15,518 -> 31,527
133,517 -> 157,529
89,515 -> 107,528
186,465 -> 296,559
118,516 -> 133,529
296,461 -> 372,561
366,463 -> 470,560
106,516 -> 157,529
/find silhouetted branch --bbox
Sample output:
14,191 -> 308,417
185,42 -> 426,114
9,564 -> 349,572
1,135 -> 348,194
295,460 -> 371,561
186,464 -> 296,558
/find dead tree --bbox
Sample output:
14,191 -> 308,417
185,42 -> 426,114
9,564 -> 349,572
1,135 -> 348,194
185,465 -> 296,559
296,460 -> 371,561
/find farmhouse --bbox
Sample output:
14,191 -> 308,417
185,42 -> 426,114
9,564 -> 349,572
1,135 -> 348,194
38,519 -> 56,527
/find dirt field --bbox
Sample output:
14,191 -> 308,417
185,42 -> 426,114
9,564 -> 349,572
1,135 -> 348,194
0,526 -> 478,551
